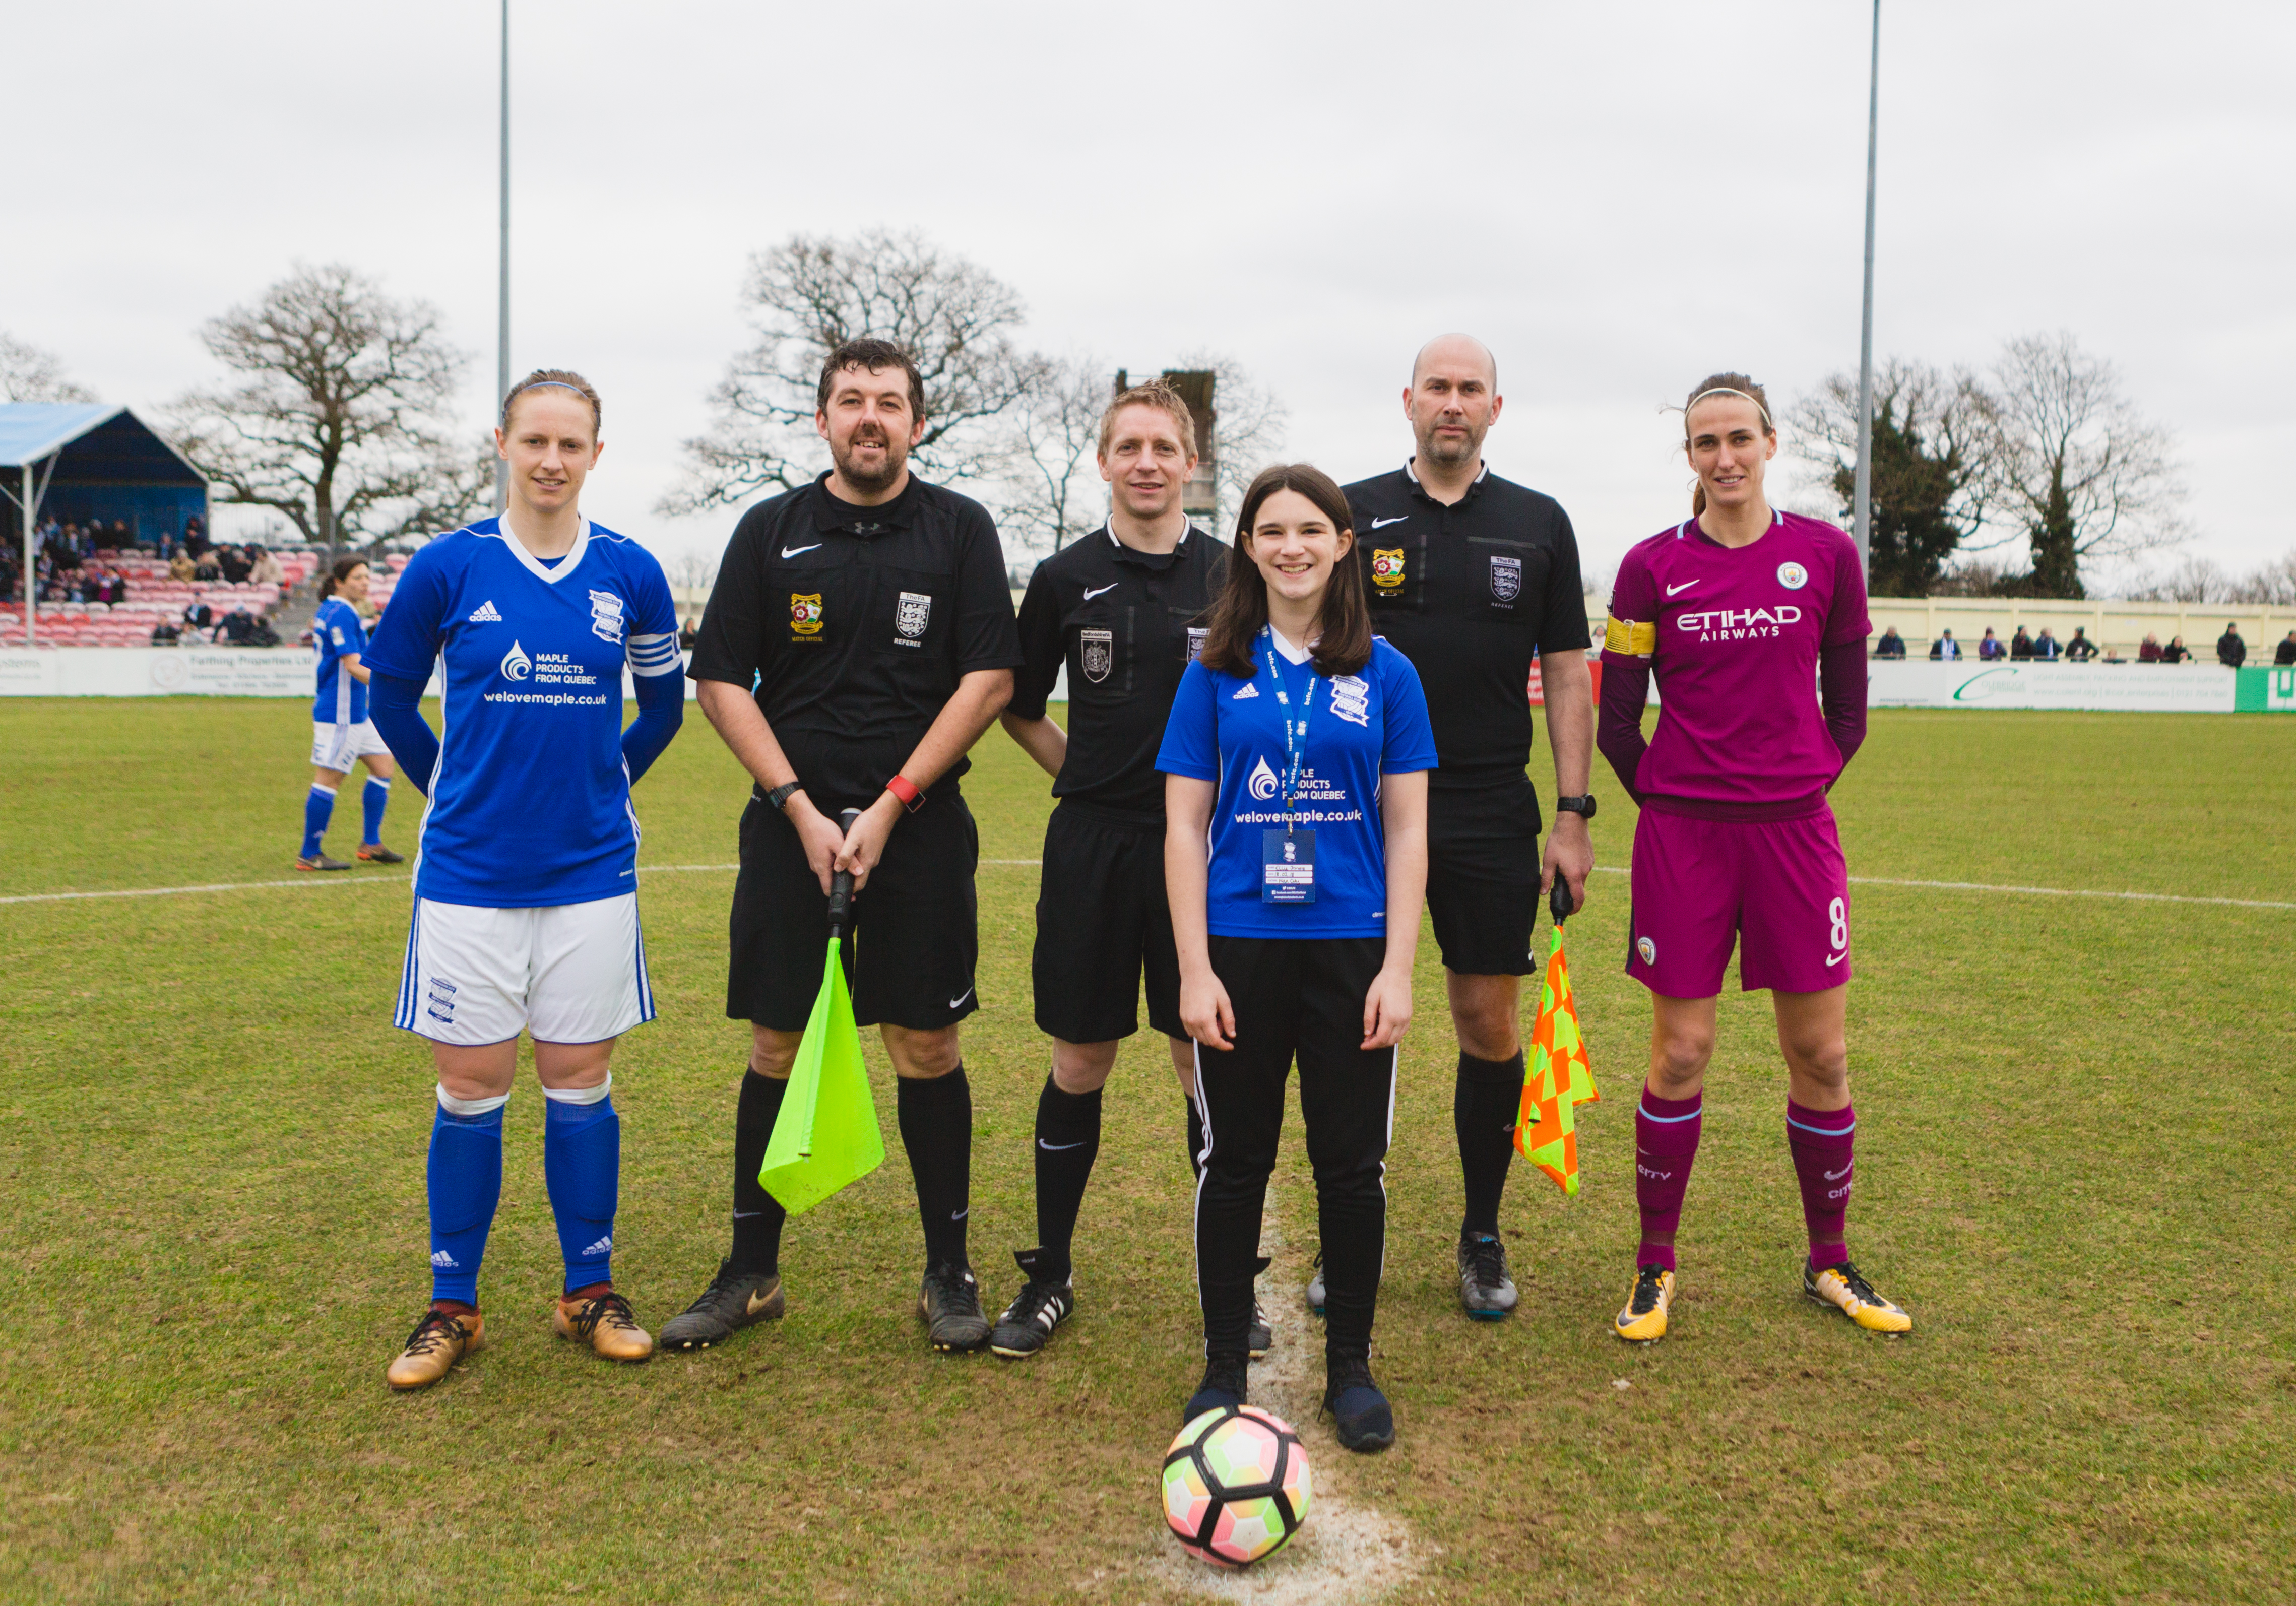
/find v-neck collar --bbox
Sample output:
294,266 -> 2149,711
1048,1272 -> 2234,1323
489,516 -> 591,584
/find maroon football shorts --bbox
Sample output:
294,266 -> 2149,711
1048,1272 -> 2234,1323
1625,806 -> 1852,998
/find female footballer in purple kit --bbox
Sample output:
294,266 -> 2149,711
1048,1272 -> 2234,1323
1596,373 -> 1910,1342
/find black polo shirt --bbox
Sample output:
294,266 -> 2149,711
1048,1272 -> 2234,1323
690,471 -> 1024,810
1344,461 -> 1590,790
1009,521 -> 1228,823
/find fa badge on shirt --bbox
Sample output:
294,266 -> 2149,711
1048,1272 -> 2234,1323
1489,554 -> 1521,603
895,591 -> 931,646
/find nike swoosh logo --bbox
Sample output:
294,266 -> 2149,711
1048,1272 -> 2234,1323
1083,583 -> 1118,600
1666,581 -> 1699,596
732,1210 -> 764,1219
745,1288 -> 777,1315
952,1209 -> 969,1222
1038,1139 -> 1088,1151
1370,516 -> 1408,529
1824,1166 -> 1852,1181
1825,951 -> 1848,966
781,544 -> 822,558
948,987 -> 974,1009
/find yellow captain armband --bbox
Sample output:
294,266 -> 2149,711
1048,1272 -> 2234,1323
1604,615 -> 1656,657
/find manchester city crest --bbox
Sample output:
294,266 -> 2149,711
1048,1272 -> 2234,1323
1489,554 -> 1521,603
1080,627 -> 1113,683
895,590 -> 932,643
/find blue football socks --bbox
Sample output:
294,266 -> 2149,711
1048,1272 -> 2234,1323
427,1089 -> 506,1306
301,784 -> 335,859
543,1079 -> 620,1294
361,776 -> 390,844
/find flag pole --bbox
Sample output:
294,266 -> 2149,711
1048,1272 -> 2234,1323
493,0 -> 511,515
1853,0 -> 1880,576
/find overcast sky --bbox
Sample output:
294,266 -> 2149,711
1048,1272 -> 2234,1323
8,1 -> 2291,591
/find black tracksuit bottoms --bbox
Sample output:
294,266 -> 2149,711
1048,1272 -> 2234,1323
1193,934 -> 1395,1366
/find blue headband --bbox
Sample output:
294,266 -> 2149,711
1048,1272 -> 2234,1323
516,380 -> 587,398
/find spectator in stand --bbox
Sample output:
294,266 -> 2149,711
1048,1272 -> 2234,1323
150,617 -> 180,645
218,544 -> 252,585
2216,623 -> 2246,667
2008,626 -> 2034,660
2065,627 -> 2098,662
183,599 -> 215,638
194,549 -> 222,582
2161,635 -> 2191,664
2276,631 -> 2296,667
184,516 -> 209,558
1928,629 -> 1961,661
677,615 -> 700,651
169,549 -> 196,582
2138,633 -> 2162,662
2032,628 -> 2063,662
1873,626 -> 1906,659
1976,627 -> 2006,660
249,545 -> 285,587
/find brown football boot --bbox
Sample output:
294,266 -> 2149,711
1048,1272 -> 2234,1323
552,1289 -> 654,1363
386,1307 -> 485,1391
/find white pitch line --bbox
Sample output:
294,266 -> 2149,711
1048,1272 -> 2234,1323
5,861 -> 2285,911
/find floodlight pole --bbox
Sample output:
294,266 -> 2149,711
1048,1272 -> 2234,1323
494,0 -> 511,515
1853,0 -> 1880,575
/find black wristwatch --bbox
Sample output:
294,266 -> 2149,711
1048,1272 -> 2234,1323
1553,794 -> 1597,821
764,781 -> 804,813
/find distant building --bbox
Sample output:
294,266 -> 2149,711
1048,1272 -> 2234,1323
1115,368 -> 1217,522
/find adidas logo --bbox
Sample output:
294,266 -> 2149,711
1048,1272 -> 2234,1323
1232,682 -> 1259,699
468,600 -> 503,623
430,1250 -> 458,1268
581,1234 -> 613,1257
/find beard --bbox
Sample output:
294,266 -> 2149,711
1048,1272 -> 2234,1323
832,429 -> 907,495
1416,419 -> 1485,469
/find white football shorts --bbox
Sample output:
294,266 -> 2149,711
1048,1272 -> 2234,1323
311,719 -> 392,770
395,893 -> 654,1046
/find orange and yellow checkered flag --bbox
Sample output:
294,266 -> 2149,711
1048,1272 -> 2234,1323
1513,889 -> 1599,1195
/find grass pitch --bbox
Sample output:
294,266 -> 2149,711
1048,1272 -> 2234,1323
2,700 -> 2291,1603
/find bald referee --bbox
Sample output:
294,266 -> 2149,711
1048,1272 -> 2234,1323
1329,334 -> 1596,1322
666,338 -> 1023,1356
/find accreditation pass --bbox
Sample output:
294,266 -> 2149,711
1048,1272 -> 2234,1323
1261,829 -> 1316,904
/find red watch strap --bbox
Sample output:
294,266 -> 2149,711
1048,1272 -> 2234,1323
885,775 -> 924,812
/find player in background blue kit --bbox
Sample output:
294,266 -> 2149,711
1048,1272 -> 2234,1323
296,557 -> 402,871
361,370 -> 685,1392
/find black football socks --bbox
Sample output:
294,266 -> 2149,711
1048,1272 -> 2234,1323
1031,1076 -> 1102,1285
898,1067 -> 974,1269
729,1067 -> 789,1277
1455,1050 -> 1527,1238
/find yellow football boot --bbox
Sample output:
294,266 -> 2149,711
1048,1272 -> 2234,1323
553,1290 -> 655,1363
386,1307 -> 484,1391
1804,1261 -> 1912,1333
1612,1264 -> 1673,1343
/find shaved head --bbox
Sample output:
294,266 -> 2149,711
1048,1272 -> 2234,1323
1411,333 -> 1498,389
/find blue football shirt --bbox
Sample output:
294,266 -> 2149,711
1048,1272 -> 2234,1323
1157,628 -> 1437,939
311,596 -> 370,725
363,517 -> 682,909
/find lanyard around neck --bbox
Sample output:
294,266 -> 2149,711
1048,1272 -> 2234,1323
1260,625 -> 1316,834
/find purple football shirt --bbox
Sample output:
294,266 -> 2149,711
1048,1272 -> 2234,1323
1603,510 -> 1869,808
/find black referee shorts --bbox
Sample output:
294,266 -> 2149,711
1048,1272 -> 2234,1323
1194,934 -> 1395,1361
1426,778 -> 1543,978
1031,800 -> 1184,1045
727,790 -> 981,1033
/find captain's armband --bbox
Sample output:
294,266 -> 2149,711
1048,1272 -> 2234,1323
1604,615 -> 1656,657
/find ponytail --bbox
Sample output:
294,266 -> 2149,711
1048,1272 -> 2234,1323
321,555 -> 366,601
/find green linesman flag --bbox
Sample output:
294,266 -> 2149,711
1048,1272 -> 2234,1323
758,935 -> 884,1215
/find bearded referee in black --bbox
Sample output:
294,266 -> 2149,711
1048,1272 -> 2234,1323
1331,334 -> 1596,1322
987,379 -> 1239,1358
666,338 -> 1024,1355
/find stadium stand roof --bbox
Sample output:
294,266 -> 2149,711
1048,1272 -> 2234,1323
0,403 -> 205,482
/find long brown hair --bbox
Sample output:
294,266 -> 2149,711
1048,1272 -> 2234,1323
1682,371 -> 1773,516
317,555 -> 368,600
1197,464 -> 1372,678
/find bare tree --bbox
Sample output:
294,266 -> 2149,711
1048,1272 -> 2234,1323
1790,360 -> 1994,596
664,230 -> 1043,516
1984,332 -> 2183,598
0,333 -> 96,404
2126,550 -> 2296,606
999,352 -> 1110,561
167,265 -> 491,557
1173,349 -> 1288,533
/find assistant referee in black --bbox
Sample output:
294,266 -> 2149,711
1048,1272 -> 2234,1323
1337,333 -> 1596,1322
988,379 -> 1228,1359
664,337 -> 1024,1356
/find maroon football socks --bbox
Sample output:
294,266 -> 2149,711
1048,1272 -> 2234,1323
1634,1087 -> 1702,1272
1786,1099 -> 1856,1269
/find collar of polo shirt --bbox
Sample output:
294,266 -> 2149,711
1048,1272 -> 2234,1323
810,469 -> 921,535
1402,458 -> 1492,506
1102,519 -> 1197,568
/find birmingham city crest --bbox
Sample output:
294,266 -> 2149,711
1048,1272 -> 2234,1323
1371,548 -> 1406,590
1080,627 -> 1113,683
1489,554 -> 1521,603
790,592 -> 824,636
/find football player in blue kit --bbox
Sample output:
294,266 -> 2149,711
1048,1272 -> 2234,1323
362,369 -> 685,1391
295,556 -> 402,871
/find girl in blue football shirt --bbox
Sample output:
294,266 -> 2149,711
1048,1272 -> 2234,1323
297,557 -> 401,871
1156,464 -> 1434,1452
362,369 -> 685,1391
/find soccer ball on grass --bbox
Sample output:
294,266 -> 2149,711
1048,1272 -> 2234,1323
1160,1404 -> 1311,1567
